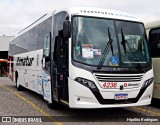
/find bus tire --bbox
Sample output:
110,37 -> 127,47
15,72 -> 24,91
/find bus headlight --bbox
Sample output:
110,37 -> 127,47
141,77 -> 153,89
75,77 -> 98,90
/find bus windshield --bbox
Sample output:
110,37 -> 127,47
72,16 -> 150,68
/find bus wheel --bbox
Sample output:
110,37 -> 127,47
47,101 -> 60,109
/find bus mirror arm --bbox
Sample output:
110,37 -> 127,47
63,21 -> 71,39
45,56 -> 50,62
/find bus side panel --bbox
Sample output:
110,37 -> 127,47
153,83 -> 160,99
42,72 -> 52,103
13,49 -> 52,103
13,50 -> 42,92
152,58 -> 160,99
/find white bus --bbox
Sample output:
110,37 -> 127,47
8,7 -> 153,109
145,20 -> 160,100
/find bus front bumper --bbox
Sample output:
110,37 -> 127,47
68,78 -> 153,109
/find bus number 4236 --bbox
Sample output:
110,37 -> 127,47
102,82 -> 117,88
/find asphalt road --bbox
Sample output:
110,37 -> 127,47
0,77 -> 160,125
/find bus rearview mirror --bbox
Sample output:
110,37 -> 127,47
63,21 -> 71,39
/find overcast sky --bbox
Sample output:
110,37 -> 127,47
0,0 -> 160,36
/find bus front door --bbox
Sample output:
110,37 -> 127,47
53,30 -> 69,104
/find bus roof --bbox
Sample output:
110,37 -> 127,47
11,7 -> 141,42
65,7 -> 140,22
10,12 -> 52,42
145,20 -> 160,29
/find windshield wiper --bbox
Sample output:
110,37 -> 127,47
121,29 -> 142,70
97,28 -> 114,69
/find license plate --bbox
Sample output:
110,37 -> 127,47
114,94 -> 128,100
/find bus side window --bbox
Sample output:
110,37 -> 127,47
149,28 -> 160,57
42,33 -> 51,72
43,35 -> 50,58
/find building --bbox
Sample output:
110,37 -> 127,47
0,36 -> 14,59
0,36 -> 14,76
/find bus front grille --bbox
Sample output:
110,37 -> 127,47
94,74 -> 144,82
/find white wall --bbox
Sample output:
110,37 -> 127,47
0,36 -> 14,51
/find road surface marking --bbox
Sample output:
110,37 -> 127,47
0,84 -> 62,125
131,106 -> 160,116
